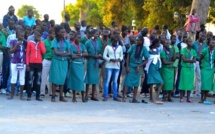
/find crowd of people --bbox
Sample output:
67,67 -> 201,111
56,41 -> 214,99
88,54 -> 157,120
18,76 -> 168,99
0,6 -> 215,104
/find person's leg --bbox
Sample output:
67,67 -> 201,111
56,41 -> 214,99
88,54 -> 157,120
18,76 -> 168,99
141,70 -> 149,96
204,91 -> 209,101
85,84 -> 89,101
168,91 -> 173,102
156,84 -> 163,102
91,84 -> 98,101
112,69 -> 120,101
133,87 -> 138,101
2,54 -> 10,93
81,91 -> 85,102
8,63 -> 17,99
19,65 -> 26,100
40,59 -> 49,96
35,67 -> 42,101
117,63 -> 122,95
51,83 -> 57,102
59,85 -> 67,102
72,90 -> 77,102
162,91 -> 166,102
103,68 -> 112,101
27,65 -> 35,100
199,91 -> 204,103
195,61 -> 201,96
122,86 -> 128,102
187,91 -> 191,102
175,65 -> 181,95
149,85 -> 153,102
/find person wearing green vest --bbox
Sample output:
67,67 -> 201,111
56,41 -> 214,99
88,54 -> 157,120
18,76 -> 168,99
0,31 -> 6,81
160,39 -> 176,102
199,38 -> 215,104
179,38 -> 197,103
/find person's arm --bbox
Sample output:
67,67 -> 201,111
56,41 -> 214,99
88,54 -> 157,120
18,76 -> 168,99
10,41 -> 20,54
126,54 -> 130,74
181,56 -> 196,63
161,58 -> 174,65
39,42 -> 46,54
3,15 -> 8,28
103,46 -> 111,62
199,54 -> 203,67
117,46 -> 124,62
26,42 -> 30,71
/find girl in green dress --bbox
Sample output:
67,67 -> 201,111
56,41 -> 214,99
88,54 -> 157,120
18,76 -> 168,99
160,39 -> 176,102
68,34 -> 88,102
122,35 -> 149,103
84,29 -> 102,101
146,38 -> 163,104
179,38 -> 197,103
199,38 -> 215,104
49,26 -> 70,102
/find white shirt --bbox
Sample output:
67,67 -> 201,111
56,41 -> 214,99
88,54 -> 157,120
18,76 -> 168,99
143,37 -> 150,51
103,45 -> 124,69
181,42 -> 187,49
7,34 -> 16,48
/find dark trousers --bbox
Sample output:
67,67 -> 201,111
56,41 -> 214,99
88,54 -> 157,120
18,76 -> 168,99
2,54 -> 10,89
175,65 -> 181,94
141,70 -> 149,94
27,63 -> 42,98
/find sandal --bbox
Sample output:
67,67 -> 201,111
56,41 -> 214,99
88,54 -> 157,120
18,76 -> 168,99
51,96 -> 56,102
129,99 -> 140,103
72,99 -> 77,102
59,96 -> 68,102
122,98 -> 126,102
186,99 -> 192,103
203,100 -> 212,105
141,100 -> 148,104
167,99 -> 174,102
103,98 -> 108,102
180,99 -> 184,102
155,100 -> 163,104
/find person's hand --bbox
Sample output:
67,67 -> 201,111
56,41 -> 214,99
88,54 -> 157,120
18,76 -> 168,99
116,58 -> 121,62
136,66 -> 140,74
96,54 -> 102,59
110,59 -> 116,62
26,65 -> 30,72
126,67 -> 130,74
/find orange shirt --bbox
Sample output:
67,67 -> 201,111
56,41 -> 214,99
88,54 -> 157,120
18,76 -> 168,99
26,41 -> 46,65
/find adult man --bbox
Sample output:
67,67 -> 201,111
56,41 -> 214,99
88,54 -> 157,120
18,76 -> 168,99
74,22 -> 85,38
3,6 -> 18,28
23,9 -> 36,27
64,14 -> 71,34
80,20 -> 87,33
192,32 -> 207,97
42,14 -> 50,32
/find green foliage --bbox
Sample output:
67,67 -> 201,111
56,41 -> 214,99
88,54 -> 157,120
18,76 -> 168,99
63,3 -> 79,26
17,5 -> 40,19
207,0 -> 215,24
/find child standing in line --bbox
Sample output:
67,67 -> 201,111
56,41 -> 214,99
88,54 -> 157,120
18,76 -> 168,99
160,39 -> 176,102
145,38 -> 163,104
179,38 -> 197,103
199,39 -> 215,104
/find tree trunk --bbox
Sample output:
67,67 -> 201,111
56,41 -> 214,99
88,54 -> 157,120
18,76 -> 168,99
191,0 -> 211,25
79,0 -> 90,21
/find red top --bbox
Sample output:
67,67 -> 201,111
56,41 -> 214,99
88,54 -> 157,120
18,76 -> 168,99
26,41 -> 46,65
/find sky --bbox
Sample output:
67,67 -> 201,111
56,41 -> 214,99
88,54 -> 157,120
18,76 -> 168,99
0,0 -> 77,24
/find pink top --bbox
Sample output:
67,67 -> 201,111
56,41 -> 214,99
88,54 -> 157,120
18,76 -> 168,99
185,15 -> 200,32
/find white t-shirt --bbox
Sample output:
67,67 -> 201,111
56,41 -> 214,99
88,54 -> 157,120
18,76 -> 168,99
103,45 -> 124,69
181,42 -> 187,49
143,37 -> 150,51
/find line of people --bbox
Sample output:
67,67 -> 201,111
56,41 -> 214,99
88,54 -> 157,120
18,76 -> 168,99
0,6 -> 215,105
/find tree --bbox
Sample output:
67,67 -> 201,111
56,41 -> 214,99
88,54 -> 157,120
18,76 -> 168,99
17,5 -> 40,19
191,0 -> 211,25
63,3 -> 79,26
207,0 -> 215,24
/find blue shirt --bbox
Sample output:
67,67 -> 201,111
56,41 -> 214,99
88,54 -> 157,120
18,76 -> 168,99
23,16 -> 36,27
3,14 -> 18,28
